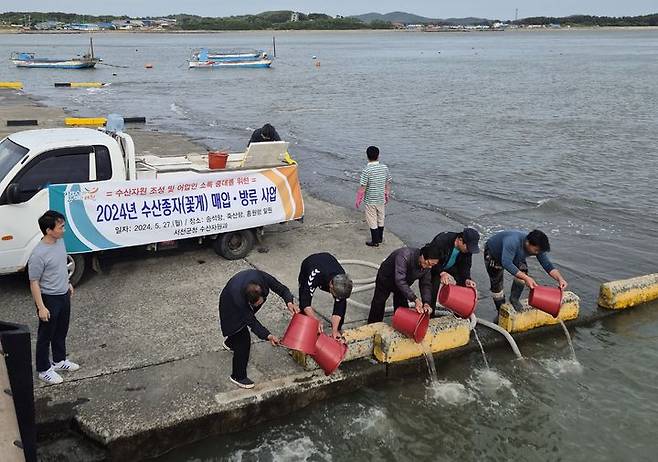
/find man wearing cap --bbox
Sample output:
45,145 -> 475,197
428,228 -> 480,317
298,252 -> 354,342
367,244 -> 441,323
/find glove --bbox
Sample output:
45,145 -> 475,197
355,189 -> 365,209
384,190 -> 390,204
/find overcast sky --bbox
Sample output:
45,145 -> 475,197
2,1 -> 656,20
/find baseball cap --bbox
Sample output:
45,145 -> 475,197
462,228 -> 480,254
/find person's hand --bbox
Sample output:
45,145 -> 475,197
68,283 -> 74,297
317,322 -> 324,334
558,278 -> 568,290
414,298 -> 423,313
465,279 -> 477,289
524,276 -> 538,289
384,190 -> 390,204
355,189 -> 365,209
37,306 -> 50,322
332,331 -> 345,343
422,303 -> 432,314
286,302 -> 299,315
267,334 -> 280,346
440,272 -> 456,286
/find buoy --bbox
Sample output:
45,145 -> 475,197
280,313 -> 319,354
392,308 -> 429,343
144,63 -> 153,69
0,82 -> 23,89
64,117 -> 107,127
311,334 -> 348,375
438,285 -> 478,319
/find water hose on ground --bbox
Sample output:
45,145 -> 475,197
339,259 -> 524,359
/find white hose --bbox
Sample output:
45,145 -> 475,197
476,318 -> 523,359
339,259 -> 380,285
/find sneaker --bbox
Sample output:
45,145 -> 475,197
52,359 -> 80,372
222,338 -> 233,352
38,368 -> 63,385
229,376 -> 255,389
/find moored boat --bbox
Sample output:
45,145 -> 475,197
11,38 -> 100,69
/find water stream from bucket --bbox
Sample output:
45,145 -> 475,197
558,319 -> 578,362
421,344 -> 439,383
473,330 -> 490,369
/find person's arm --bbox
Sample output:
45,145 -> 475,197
260,271 -> 297,312
29,280 -> 50,321
419,271 -> 433,311
501,238 -> 537,288
330,298 -> 347,340
299,268 -> 323,331
457,254 -> 473,287
246,312 -> 271,341
548,268 -> 568,289
394,251 -> 417,302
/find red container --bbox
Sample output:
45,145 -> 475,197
280,313 -> 319,355
208,151 -> 229,169
438,285 -> 478,319
392,308 -> 429,343
311,334 -> 348,376
529,286 -> 563,317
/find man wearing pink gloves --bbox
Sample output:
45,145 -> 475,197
355,146 -> 392,247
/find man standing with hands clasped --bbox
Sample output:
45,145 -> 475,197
219,269 -> 299,389
29,210 -> 79,385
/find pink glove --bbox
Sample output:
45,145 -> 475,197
355,189 -> 365,209
384,190 -> 390,204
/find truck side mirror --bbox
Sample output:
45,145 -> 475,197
5,183 -> 19,204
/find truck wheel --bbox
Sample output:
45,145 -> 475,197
213,230 -> 255,260
67,254 -> 86,286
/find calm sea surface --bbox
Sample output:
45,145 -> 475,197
1,30 -> 657,461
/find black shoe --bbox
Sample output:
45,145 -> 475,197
366,228 -> 379,247
230,376 -> 255,389
377,226 -> 384,244
222,338 -> 233,352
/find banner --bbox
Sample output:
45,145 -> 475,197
49,165 -> 304,253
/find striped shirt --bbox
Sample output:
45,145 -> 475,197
359,161 -> 392,205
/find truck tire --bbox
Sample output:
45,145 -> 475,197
213,230 -> 255,260
67,254 -> 86,286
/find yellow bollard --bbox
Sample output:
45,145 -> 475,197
498,291 -> 580,333
0,82 -> 23,89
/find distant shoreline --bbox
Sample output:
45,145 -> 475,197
1,25 -> 658,35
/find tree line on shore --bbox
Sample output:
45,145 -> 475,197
1,10 -> 657,30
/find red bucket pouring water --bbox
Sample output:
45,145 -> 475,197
392,308 -> 429,343
528,286 -> 563,318
438,285 -> 478,319
311,334 -> 348,375
280,313 -> 319,355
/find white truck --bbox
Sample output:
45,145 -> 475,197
0,127 -> 302,285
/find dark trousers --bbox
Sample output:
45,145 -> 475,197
367,278 -> 410,323
36,293 -> 70,373
226,327 -> 251,380
484,247 -> 528,295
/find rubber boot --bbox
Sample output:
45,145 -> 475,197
509,280 -> 525,311
366,229 -> 379,247
377,226 -> 384,244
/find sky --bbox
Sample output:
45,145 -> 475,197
1,1 -> 657,20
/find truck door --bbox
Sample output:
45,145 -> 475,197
0,146 -> 111,273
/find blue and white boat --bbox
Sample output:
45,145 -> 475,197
11,38 -> 100,69
189,48 -> 272,69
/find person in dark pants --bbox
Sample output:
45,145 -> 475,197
219,269 -> 299,389
429,228 -> 481,316
248,123 -> 281,146
28,210 -> 79,385
298,252 -> 353,341
484,229 -> 568,314
367,245 -> 441,323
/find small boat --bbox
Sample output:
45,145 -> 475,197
188,48 -> 272,69
189,58 -> 272,69
11,37 -> 100,69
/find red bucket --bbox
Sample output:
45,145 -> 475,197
208,151 -> 229,169
438,285 -> 478,319
528,286 -> 563,317
392,308 -> 429,343
311,334 -> 348,376
280,313 -> 319,355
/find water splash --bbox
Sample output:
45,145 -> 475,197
558,319 -> 578,362
421,344 -> 439,384
541,358 -> 584,375
428,381 -> 475,405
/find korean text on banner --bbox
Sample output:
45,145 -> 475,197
48,166 -> 304,253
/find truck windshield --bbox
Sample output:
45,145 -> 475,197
0,138 -> 29,181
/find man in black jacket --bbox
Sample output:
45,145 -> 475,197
298,253 -> 353,341
219,269 -> 298,389
367,244 -> 441,323
429,228 -> 481,316
248,123 -> 281,146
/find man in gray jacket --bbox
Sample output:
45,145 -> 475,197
367,245 -> 441,323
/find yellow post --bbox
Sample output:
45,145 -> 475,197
598,274 -> 658,309
0,82 -> 23,90
64,117 -> 107,126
